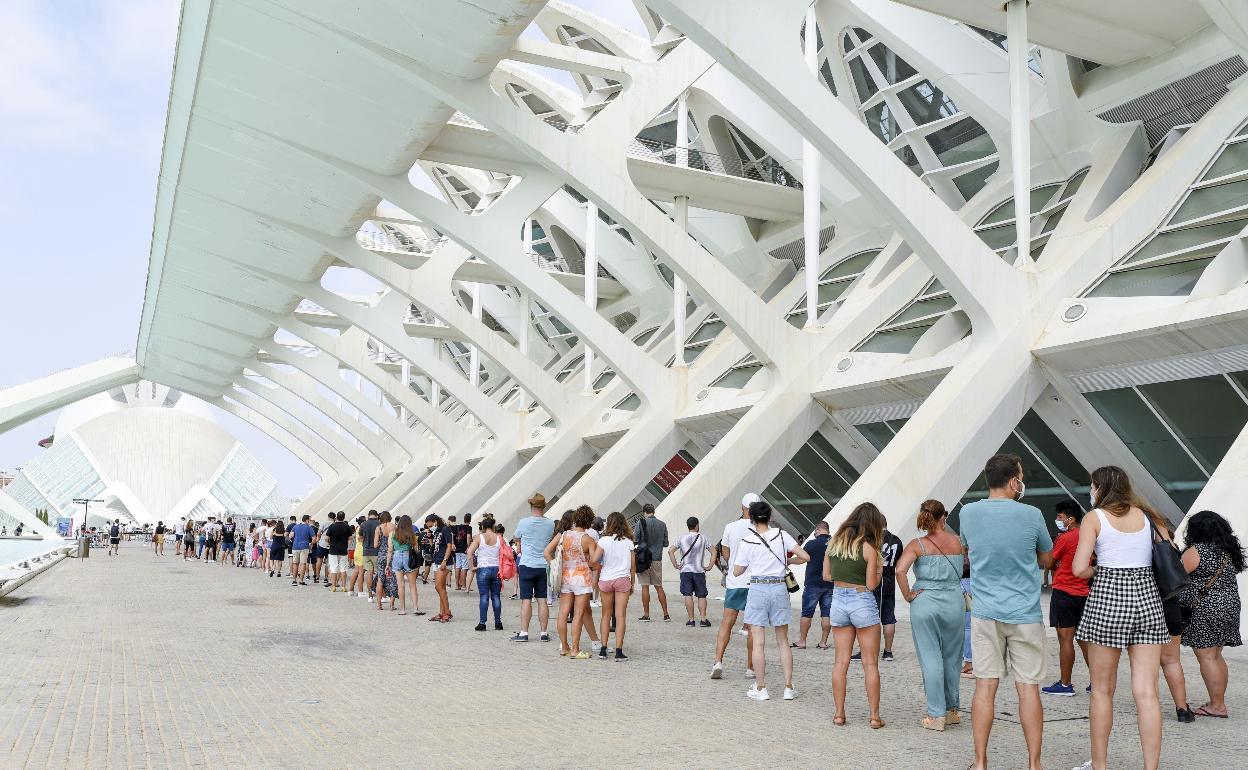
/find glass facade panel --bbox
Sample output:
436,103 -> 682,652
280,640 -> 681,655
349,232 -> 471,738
711,363 -> 762,389
897,81 -> 957,126
953,161 -> 998,199
762,431 -> 863,534
864,102 -> 901,143
1139,375 -> 1248,472
888,295 -> 956,325
856,324 -> 928,354
1171,178 -> 1248,224
848,56 -> 878,102
1202,140 -> 1248,180
867,44 -> 917,83
856,422 -> 895,451
827,250 -> 878,279
1125,219 -> 1246,264
1086,258 -> 1214,298
925,117 -> 994,166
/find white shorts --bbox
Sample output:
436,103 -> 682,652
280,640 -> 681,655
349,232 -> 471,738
328,554 -> 349,574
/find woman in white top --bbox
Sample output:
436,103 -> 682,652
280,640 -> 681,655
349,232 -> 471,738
732,501 -> 809,702
467,517 -> 506,631
590,512 -> 636,661
1072,466 -> 1172,770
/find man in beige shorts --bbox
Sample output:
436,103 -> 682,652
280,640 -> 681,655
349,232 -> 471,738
633,504 -> 670,621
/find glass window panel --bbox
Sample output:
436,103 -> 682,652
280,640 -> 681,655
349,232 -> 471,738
897,81 -> 958,126
851,27 -> 873,44
1085,388 -> 1207,510
786,309 -> 808,328
615,393 -> 640,411
788,443 -> 851,504
763,483 -> 803,528
1060,168 -> 1089,201
977,223 -> 1018,250
1140,375 -> 1248,472
633,327 -> 658,346
925,117 -> 995,167
866,44 -> 917,84
864,102 -> 901,143
1126,218 -> 1246,264
1087,257 -> 1214,298
592,370 -> 616,390
1202,140 -> 1248,181
896,145 -> 924,176
979,198 -> 1017,226
856,422 -> 895,451
816,280 -> 850,305
848,56 -> 879,103
953,161 -> 998,199
807,432 -> 862,489
688,319 -> 725,345
1015,410 -> 1089,501
1171,178 -> 1248,223
712,363 -> 762,389
856,324 -> 929,354
825,250 -> 879,280
684,344 -> 709,363
888,295 -> 957,326
1040,205 -> 1067,235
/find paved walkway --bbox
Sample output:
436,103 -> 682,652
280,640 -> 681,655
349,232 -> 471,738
1,542 -> 1243,769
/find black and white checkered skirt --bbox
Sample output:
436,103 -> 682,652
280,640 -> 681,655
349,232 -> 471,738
1075,566 -> 1169,648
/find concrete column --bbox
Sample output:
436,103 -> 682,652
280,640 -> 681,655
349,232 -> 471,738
400,358 -> 411,423
1007,0 -> 1031,262
469,282 -> 482,390
802,4 -> 821,327
673,90 -> 690,366
584,201 -> 599,392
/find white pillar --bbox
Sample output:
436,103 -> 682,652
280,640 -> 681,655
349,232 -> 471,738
432,345 -> 442,409
1007,0 -> 1031,262
400,358 -> 411,423
517,221 -> 533,408
673,91 -> 690,367
469,283 -> 481,389
584,201 -> 599,392
802,5 -> 821,327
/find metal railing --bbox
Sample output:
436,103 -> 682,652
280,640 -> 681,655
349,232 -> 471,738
627,137 -> 802,189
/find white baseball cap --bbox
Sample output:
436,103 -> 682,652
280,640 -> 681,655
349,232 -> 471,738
741,492 -> 762,508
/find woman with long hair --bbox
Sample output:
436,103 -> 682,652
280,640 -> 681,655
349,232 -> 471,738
390,514 -> 423,616
592,512 -> 636,660
466,517 -> 504,631
824,502 -> 886,727
1073,466 -> 1173,770
374,512 -> 397,612
1179,510 -> 1244,718
268,521 -> 287,578
544,506 -> 597,658
894,499 -> 965,731
732,501 -> 809,703
428,514 -> 453,622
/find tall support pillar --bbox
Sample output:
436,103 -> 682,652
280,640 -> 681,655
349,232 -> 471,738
469,283 -> 482,390
802,4 -> 821,326
400,358 -> 411,423
516,219 -> 534,408
672,91 -> 690,366
1007,0 -> 1031,261
584,201 -> 599,391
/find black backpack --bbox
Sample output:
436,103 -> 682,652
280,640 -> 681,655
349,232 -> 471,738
633,517 -> 653,573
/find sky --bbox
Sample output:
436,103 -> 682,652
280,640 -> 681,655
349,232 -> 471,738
0,0 -> 647,501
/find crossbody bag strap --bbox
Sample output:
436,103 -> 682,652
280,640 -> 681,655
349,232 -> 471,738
1200,553 -> 1230,596
748,528 -> 788,569
924,535 -> 962,577
678,534 -> 703,563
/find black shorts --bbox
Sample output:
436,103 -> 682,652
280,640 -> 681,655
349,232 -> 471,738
1050,588 -> 1088,628
517,565 -> 548,600
874,579 -> 897,626
109,538 -> 120,545
679,571 -> 708,598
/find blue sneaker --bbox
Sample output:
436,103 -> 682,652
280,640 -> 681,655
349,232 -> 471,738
1042,681 -> 1075,697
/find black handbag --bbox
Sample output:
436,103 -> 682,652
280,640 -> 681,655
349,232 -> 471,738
633,517 -> 654,573
407,547 -> 423,570
1150,521 -> 1191,600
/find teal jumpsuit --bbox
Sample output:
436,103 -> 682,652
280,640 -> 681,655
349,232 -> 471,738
910,539 -> 965,718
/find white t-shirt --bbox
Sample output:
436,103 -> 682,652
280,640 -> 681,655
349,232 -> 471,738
674,532 -> 710,573
722,517 -> 753,590
734,528 -> 796,579
598,535 -> 633,581
175,521 -> 184,536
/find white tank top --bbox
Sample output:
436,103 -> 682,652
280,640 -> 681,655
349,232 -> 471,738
476,534 -> 500,568
1093,509 -> 1153,568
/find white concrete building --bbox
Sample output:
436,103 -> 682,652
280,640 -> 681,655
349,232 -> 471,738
4,0 -> 1248,609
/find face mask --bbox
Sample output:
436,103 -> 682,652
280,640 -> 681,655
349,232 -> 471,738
1055,519 -> 1068,532
1015,480 -> 1026,501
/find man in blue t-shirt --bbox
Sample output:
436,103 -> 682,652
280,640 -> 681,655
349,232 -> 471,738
510,494 -> 555,643
290,515 -> 316,586
960,453 -> 1054,770
795,521 -> 832,649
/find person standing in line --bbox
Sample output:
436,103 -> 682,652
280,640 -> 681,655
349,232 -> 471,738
962,454 -> 1053,770
826,502 -> 886,727
877,527 -> 903,660
544,506 -> 598,658
451,513 -> 473,592
733,501 -> 809,702
711,493 -> 761,680
174,517 -> 185,556
589,516 -> 605,609
108,520 -> 122,556
669,516 -> 713,627
183,522 -> 198,562
153,521 -> 166,556
203,517 -> 221,563
220,517 -> 237,565
794,521 -> 833,650
592,512 -> 636,660
1042,501 -> 1092,698
374,511 -> 398,612
388,514 -> 422,616
313,519 -> 329,584
324,512 -> 352,592
244,522 -> 257,568
1180,510 -> 1243,718
356,510 -> 380,601
511,494 -> 555,642
894,499 -> 965,731
196,521 -> 207,559
445,515 -> 460,587
268,520 -> 287,578
428,514 -> 454,621
633,504 -> 671,622
467,516 -> 504,630
417,519 -> 435,585
1071,466 -> 1172,770
348,515 -> 366,596
289,515 -> 316,586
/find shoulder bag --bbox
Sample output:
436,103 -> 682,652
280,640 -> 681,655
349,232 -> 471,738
498,536 -> 517,581
750,528 -> 800,593
1150,519 -> 1193,635
633,517 -> 654,574
407,537 -> 423,570
547,532 -> 564,594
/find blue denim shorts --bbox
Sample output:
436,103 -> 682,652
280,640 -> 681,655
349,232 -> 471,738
743,583 -> 792,627
829,587 -> 881,628
391,551 -> 415,574
801,586 -> 833,618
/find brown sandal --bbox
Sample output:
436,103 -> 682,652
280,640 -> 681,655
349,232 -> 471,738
870,717 -> 886,729
922,716 -> 944,731
833,715 -> 847,726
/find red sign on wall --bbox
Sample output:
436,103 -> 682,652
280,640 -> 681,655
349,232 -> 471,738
650,454 -> 695,494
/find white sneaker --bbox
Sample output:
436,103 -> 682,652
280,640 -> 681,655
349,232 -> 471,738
746,685 -> 770,701
1070,763 -> 1092,770
589,600 -> 601,608
783,687 -> 797,701
737,628 -> 749,637
348,591 -> 356,597
710,661 -> 723,680
746,668 -> 755,678
367,596 -> 374,603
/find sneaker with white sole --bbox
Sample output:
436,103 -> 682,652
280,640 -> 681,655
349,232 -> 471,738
746,668 -> 756,678
737,628 -> 749,637
746,685 -> 770,701
710,661 -> 723,680
1070,763 -> 1092,770
783,687 -> 797,701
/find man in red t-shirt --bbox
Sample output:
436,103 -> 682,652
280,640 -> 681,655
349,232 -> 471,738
1042,500 -> 1091,696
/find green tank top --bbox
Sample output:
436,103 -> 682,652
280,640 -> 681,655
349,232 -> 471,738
826,546 -> 868,585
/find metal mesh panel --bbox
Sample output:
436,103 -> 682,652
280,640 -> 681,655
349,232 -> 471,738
767,225 -> 837,269
1098,57 -> 1248,145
